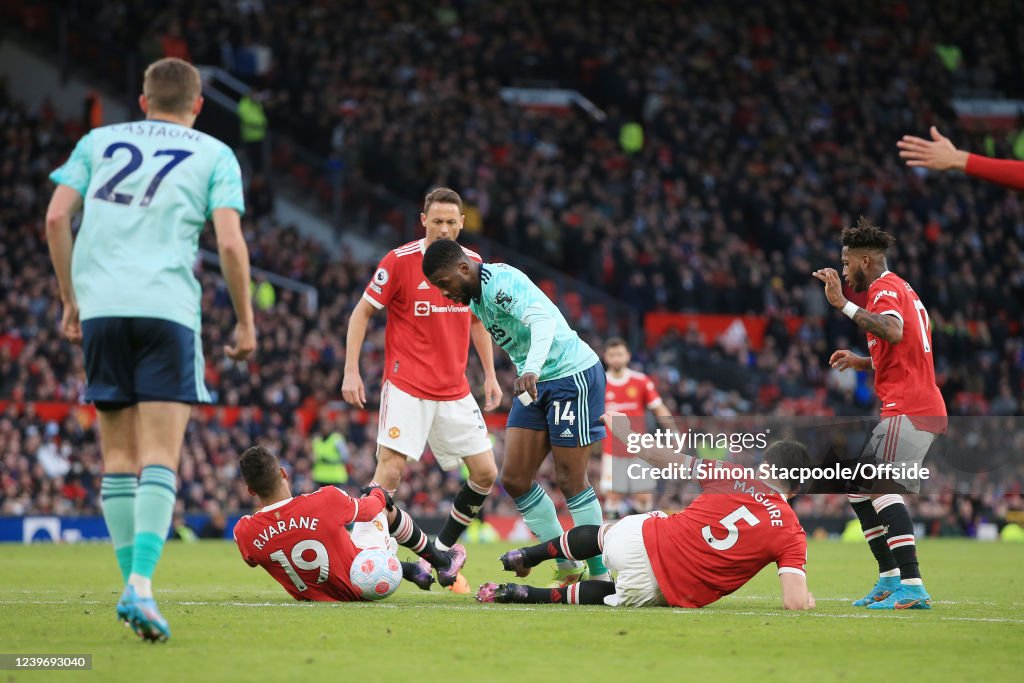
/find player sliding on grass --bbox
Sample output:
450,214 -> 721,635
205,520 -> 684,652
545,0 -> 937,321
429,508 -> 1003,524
813,219 -> 945,610
233,446 -> 438,601
423,239 -> 609,587
45,58 -> 255,642
478,419 -> 814,610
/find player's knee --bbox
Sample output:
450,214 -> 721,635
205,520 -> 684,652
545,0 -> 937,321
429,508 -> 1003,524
468,459 -> 497,490
500,469 -> 531,498
555,469 -> 588,497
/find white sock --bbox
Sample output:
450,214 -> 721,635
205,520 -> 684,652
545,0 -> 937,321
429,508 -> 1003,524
590,572 -> 612,582
901,578 -> 923,586
129,574 -> 153,599
880,569 -> 900,578
435,539 -> 451,552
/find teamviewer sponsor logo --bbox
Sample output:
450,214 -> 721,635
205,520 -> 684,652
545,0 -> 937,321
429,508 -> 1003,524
414,301 -> 430,316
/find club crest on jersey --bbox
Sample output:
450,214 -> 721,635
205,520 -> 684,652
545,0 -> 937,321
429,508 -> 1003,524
374,268 -> 389,285
389,427 -> 401,439
374,520 -> 384,532
414,301 -> 430,316
495,289 -> 516,311
627,386 -> 638,398
872,289 -> 898,305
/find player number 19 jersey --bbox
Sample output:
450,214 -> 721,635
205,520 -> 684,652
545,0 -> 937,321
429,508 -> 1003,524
233,487 -> 386,602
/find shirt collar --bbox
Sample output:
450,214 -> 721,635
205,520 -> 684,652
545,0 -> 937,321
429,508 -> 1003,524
259,497 -> 293,513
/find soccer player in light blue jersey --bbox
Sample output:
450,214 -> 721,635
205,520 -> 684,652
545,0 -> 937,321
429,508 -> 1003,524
44,58 -> 256,642
423,239 -> 610,586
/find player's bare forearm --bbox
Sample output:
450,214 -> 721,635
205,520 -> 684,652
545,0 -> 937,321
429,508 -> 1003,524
470,316 -> 497,380
212,208 -> 254,326
852,309 -> 903,344
652,404 -> 674,430
602,412 -> 693,470
344,298 -> 375,374
780,573 -> 813,610
44,185 -> 82,304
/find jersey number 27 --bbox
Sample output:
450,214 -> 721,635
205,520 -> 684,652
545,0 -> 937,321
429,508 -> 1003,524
93,142 -> 192,207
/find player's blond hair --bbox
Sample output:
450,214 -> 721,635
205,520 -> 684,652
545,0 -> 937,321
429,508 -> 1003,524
143,58 -> 202,115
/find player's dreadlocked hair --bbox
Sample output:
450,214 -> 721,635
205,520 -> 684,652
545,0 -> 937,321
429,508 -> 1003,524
239,445 -> 282,498
422,238 -> 467,278
840,217 -> 896,252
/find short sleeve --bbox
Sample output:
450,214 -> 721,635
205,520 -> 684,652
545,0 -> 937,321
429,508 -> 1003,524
232,517 -> 258,567
364,250 -> 400,309
776,529 -> 808,577
643,376 -> 663,409
313,485 -> 358,525
867,282 -> 904,323
49,132 -> 94,196
207,146 -> 246,217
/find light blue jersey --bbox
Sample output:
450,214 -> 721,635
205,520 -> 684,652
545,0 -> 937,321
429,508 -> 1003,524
49,120 -> 245,331
469,263 -> 599,381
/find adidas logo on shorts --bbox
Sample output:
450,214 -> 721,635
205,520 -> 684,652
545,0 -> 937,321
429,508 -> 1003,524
559,428 -> 573,438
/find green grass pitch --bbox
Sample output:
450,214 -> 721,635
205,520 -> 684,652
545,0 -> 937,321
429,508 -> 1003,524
1,540 -> 1022,682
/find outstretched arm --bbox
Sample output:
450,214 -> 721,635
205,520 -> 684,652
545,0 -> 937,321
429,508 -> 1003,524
898,126 -> 1024,191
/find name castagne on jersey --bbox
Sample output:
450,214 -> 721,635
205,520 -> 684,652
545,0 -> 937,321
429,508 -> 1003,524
250,516 -> 320,550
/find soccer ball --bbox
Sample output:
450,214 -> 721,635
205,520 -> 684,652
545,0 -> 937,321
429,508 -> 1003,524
350,547 -> 402,601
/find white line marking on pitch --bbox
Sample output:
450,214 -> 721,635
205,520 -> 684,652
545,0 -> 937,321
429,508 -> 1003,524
1,599 -> 1021,623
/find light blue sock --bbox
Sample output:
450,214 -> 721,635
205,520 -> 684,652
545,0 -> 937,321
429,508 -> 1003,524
130,465 -> 177,589
514,483 -> 574,570
567,487 -> 609,577
100,474 -> 137,583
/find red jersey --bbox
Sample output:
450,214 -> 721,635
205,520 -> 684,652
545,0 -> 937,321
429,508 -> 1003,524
363,239 -> 482,401
604,370 -> 663,456
233,487 -> 387,602
642,469 -> 806,608
865,271 -> 946,428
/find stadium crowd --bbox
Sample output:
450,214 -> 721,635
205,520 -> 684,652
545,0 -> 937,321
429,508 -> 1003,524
2,1 -> 1022,533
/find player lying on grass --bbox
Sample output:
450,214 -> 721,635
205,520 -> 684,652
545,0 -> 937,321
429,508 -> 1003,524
233,445 -> 447,601
478,416 -> 814,610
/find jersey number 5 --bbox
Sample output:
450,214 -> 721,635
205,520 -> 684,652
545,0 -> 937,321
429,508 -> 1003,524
269,540 -> 330,592
702,505 -> 759,551
93,142 -> 193,207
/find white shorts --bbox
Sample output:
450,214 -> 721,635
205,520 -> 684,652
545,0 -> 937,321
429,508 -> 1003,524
377,381 -> 491,470
350,510 -> 398,554
601,511 -> 668,608
861,415 -> 936,493
600,453 -> 657,495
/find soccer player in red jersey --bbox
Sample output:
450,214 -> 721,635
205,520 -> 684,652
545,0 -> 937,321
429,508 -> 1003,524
233,446 -> 436,601
897,126 -> 1024,191
478,434 -> 814,610
813,219 -> 946,610
342,188 -> 500,591
600,338 -> 672,520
